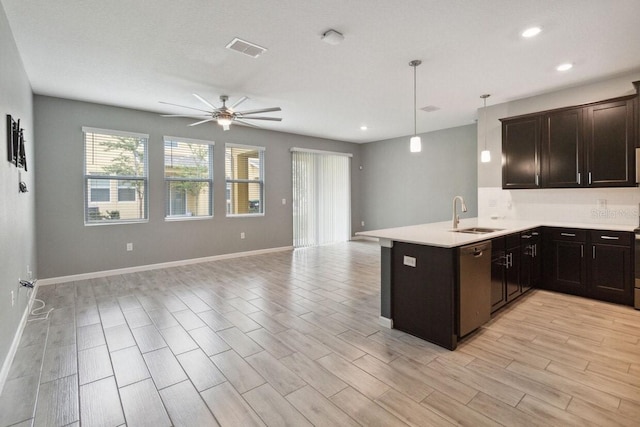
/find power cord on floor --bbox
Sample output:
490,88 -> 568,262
20,279 -> 54,322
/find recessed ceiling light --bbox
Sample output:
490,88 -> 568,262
522,27 -> 541,38
360,125 -> 368,131
556,63 -> 573,71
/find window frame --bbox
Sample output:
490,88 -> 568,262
225,143 -> 265,217
163,136 -> 214,220
83,127 -> 149,225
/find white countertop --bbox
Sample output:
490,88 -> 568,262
356,218 -> 636,248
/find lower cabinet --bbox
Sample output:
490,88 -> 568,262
543,228 -> 633,305
491,229 -> 539,313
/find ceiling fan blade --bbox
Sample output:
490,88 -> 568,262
193,93 -> 218,110
159,101 -> 211,113
235,119 -> 262,128
240,116 -> 282,121
188,118 -> 215,127
230,96 -> 249,111
237,107 -> 281,115
161,114 -> 210,117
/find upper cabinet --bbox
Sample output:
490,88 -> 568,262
501,82 -> 638,189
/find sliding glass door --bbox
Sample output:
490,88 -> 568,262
292,149 -> 351,248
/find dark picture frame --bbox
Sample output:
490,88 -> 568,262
6,114 -> 27,171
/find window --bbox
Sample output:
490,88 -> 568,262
83,127 -> 148,224
164,136 -> 214,218
225,144 -> 265,216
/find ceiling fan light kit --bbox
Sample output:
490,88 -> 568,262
160,94 -> 282,131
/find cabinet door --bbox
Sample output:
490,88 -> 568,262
588,231 -> 633,306
544,228 -> 587,296
520,230 -> 540,293
490,239 -> 507,313
505,234 -> 521,302
502,116 -> 541,189
585,99 -> 635,187
543,108 -> 584,187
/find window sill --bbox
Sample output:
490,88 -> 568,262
165,215 -> 213,222
226,213 -> 265,218
84,219 -> 148,226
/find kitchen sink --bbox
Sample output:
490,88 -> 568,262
451,227 -> 504,234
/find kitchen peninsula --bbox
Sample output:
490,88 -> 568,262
357,218 -> 635,350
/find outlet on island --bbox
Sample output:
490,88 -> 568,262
240,232 -> 245,239
126,242 -> 133,251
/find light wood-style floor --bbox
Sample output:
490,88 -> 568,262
1,240 -> 640,426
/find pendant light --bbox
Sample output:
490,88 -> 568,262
409,60 -> 422,153
480,94 -> 491,163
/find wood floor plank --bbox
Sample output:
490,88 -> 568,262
131,324 -> 167,353
33,374 -> 79,426
110,345 -> 150,387
567,396 -> 639,427
79,376 -> 125,427
517,394 -> 595,427
119,378 -> 171,427
244,383 -> 313,427
103,323 -> 137,352
176,349 -> 226,392
188,325 -> 231,356
159,325 -> 199,355
77,323 -> 106,351
317,353 -> 390,400
422,391 -> 500,427
200,381 -> 265,427
78,345 -> 113,385
143,347 -> 188,390
375,389 -> 453,426
40,344 -> 77,383
286,385 -> 360,427
246,350 -> 306,395
217,326 -> 264,357
276,328 -> 332,360
330,386 -> 409,427
280,351 -> 348,397
467,392 -> 549,427
210,350 -> 266,393
159,380 -> 219,426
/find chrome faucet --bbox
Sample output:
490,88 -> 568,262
452,196 -> 468,229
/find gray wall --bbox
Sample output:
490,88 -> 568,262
359,124 -> 478,230
0,6 -> 36,378
35,96 -> 362,279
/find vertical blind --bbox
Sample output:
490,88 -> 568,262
292,149 -> 351,248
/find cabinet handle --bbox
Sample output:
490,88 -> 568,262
581,245 -> 584,258
534,244 -> 537,258
593,246 -> 596,259
532,232 -> 539,236
522,234 -> 531,239
535,174 -> 539,186
561,233 -> 576,237
600,235 -> 619,240
589,172 -> 592,184
577,172 -> 581,185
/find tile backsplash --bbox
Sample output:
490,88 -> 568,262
478,187 -> 640,226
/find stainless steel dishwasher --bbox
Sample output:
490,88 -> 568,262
459,241 -> 492,337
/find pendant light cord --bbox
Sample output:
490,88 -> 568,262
413,64 -> 417,136
481,94 -> 490,150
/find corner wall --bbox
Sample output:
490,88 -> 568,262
359,124 -> 478,230
34,96 -> 362,279
0,5 -> 36,389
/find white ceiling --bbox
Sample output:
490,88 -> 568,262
3,0 -> 640,143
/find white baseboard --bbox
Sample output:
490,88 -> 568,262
378,316 -> 393,329
0,283 -> 39,396
38,246 -> 294,286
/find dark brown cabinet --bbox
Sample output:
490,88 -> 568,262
543,228 -> 634,306
491,231 -> 536,313
542,108 -> 583,188
588,230 -> 633,305
520,228 -> 541,293
502,116 -> 542,189
501,83 -> 637,190
585,100 -> 635,187
543,228 -> 588,296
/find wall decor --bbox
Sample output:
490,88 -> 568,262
6,114 -> 27,170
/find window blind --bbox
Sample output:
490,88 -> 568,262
292,150 -> 351,247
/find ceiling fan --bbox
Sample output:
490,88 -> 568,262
160,94 -> 282,131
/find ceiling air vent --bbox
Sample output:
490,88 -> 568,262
226,38 -> 267,58
421,105 -> 440,113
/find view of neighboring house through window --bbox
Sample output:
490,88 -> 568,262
225,144 -> 265,215
83,127 -> 148,223
164,136 -> 214,218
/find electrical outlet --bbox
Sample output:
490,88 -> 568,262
126,242 -> 133,251
240,232 -> 245,239
27,265 -> 32,279
11,290 -> 15,307
361,221 -> 365,227
282,198 -> 286,205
